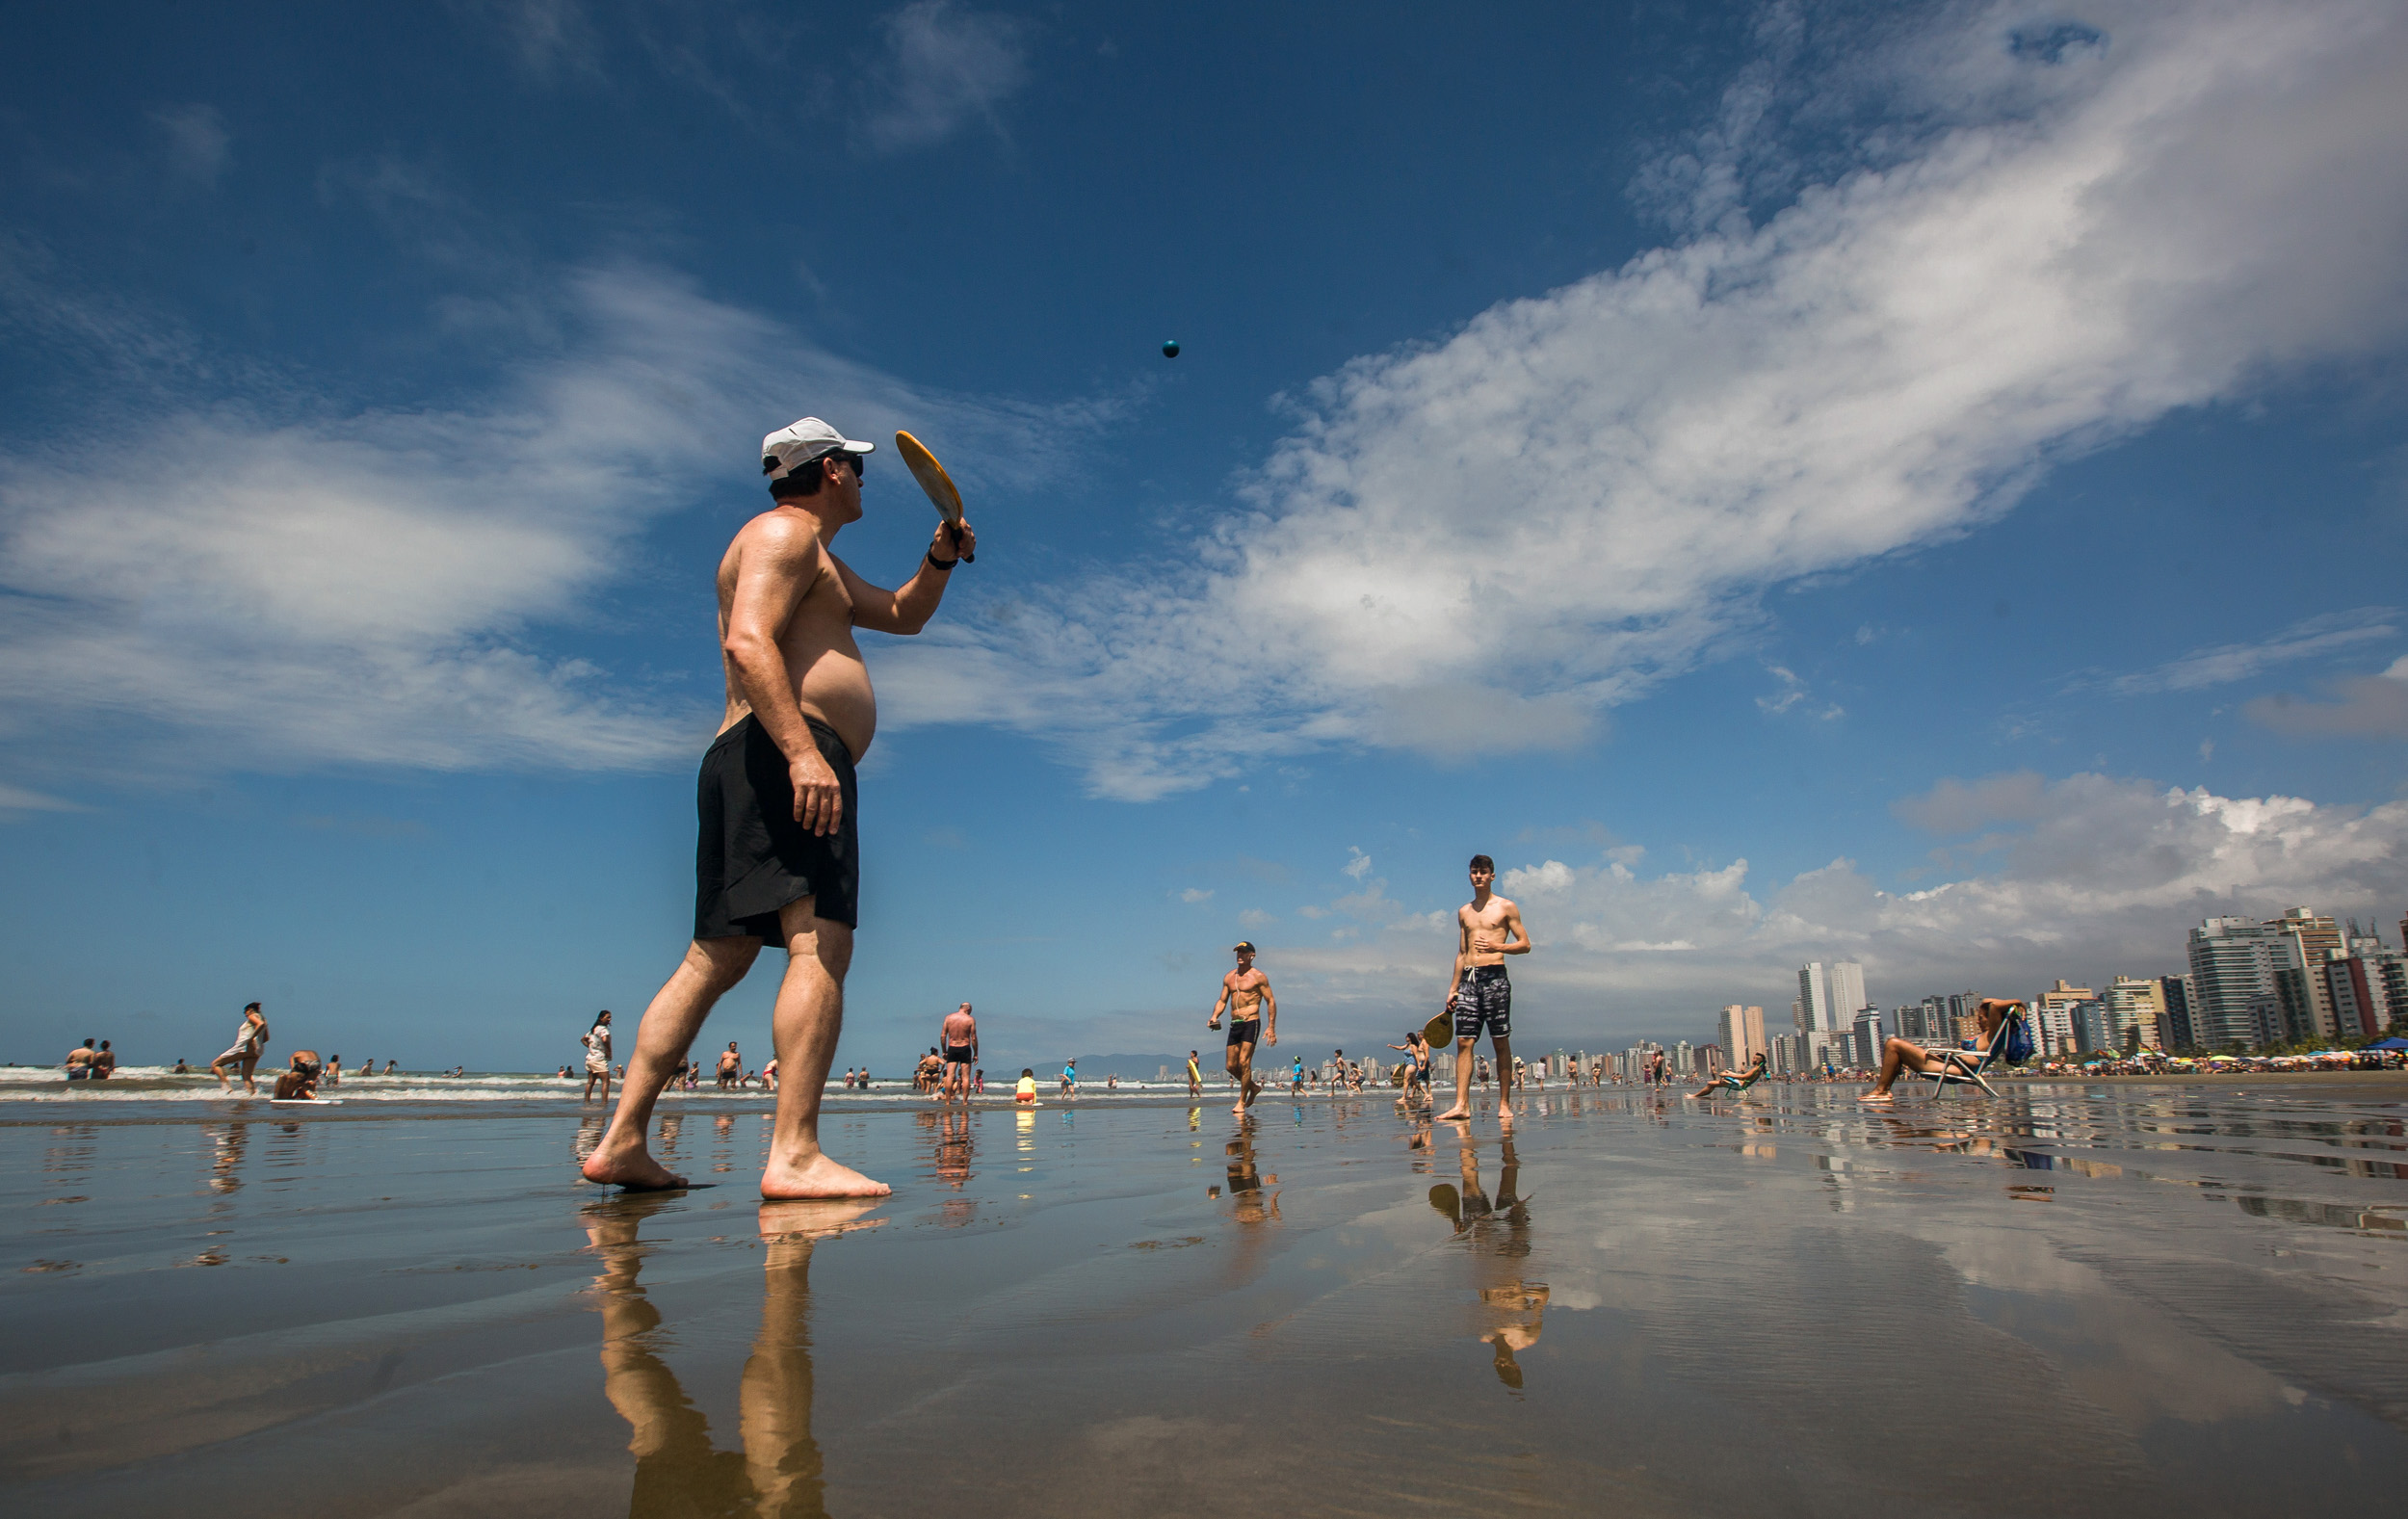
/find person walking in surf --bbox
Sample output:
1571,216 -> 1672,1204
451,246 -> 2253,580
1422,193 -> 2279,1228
1207,941 -> 1277,1114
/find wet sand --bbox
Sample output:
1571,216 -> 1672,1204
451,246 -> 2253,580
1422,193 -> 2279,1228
4,1083 -> 2404,1516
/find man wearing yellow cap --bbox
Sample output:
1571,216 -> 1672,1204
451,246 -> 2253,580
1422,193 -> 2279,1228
584,417 -> 974,1198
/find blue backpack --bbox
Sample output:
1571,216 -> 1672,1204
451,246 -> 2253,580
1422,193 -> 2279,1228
2001,1010 -> 2036,1066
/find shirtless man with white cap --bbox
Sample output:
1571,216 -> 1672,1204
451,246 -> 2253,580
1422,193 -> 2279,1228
583,417 -> 975,1197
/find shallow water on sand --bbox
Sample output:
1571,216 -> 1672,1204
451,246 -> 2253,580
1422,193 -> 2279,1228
3,1083 -> 2405,1517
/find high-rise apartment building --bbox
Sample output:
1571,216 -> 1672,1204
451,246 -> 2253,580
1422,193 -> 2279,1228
2188,917 -> 2283,1049
1850,1009 -> 1886,1069
2032,980 -> 2096,1059
2267,906 -> 2342,1038
1796,961 -> 1868,1033
2105,975 -> 2167,1050
2159,973 -> 2199,1050
1717,1005 -> 1767,1065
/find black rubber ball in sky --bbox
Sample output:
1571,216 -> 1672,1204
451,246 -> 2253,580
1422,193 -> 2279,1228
1162,339 -> 1181,358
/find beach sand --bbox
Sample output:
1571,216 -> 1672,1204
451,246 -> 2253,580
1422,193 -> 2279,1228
4,1083 -> 2405,1516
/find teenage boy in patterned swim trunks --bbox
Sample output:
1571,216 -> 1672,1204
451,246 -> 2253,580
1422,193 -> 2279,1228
1435,855 -> 1531,1123
582,417 -> 975,1198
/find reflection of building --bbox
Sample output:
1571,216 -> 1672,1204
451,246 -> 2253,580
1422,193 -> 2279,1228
2188,918 -> 2281,1049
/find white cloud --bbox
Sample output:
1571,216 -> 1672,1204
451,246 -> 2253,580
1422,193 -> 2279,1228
1237,907 -> 1273,929
2079,608 -> 2398,695
150,105 -> 231,188
1342,848 -> 1373,881
0,781 -> 83,815
1178,887 -> 1214,904
857,1 -> 1032,155
883,1 -> 2408,799
0,263 -> 1109,785
1262,771 -> 2408,1034
458,0 -> 606,83
2246,656 -> 2408,739
1891,770 -> 2048,833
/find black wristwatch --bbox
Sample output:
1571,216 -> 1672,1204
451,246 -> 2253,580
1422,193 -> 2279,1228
926,549 -> 958,570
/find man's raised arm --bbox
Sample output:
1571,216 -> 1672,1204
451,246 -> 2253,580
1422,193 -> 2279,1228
721,516 -> 847,835
838,519 -> 978,635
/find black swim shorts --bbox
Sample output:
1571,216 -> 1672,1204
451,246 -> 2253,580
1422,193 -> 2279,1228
694,714 -> 859,939
1452,965 -> 1511,1040
1226,1017 -> 1262,1048
944,1044 -> 974,1065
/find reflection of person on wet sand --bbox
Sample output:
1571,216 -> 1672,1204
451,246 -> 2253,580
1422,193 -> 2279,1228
586,1193 -> 881,1518
1431,1129 -> 1547,1388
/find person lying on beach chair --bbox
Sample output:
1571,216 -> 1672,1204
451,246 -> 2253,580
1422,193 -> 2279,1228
1861,999 -> 2023,1102
1688,1051 -> 1767,1099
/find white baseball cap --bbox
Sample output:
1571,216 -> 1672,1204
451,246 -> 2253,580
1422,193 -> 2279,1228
760,417 -> 875,482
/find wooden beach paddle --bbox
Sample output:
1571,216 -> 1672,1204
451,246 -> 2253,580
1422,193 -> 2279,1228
894,430 -> 974,563
1422,1010 -> 1454,1050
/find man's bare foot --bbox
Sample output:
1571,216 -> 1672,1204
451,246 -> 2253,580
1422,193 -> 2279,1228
761,1150 -> 891,1199
582,1139 -> 690,1190
1433,1105 -> 1471,1121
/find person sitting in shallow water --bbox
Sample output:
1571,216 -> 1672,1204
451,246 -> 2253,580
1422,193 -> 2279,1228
273,1051 -> 323,1101
1861,998 -> 2018,1102
1689,1050 -> 1768,1099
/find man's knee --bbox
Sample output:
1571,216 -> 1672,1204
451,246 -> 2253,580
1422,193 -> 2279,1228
685,936 -> 760,991
776,898 -> 854,973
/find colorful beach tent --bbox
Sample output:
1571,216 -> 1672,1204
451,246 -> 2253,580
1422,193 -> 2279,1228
2369,1036 -> 2408,1051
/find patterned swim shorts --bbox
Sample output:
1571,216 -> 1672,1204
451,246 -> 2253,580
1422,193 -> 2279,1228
1452,965 -> 1511,1040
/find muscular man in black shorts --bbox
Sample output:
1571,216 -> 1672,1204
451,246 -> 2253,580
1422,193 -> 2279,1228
1436,855 -> 1531,1123
583,417 -> 975,1198
1207,942 -> 1277,1115
938,1003 -> 978,1103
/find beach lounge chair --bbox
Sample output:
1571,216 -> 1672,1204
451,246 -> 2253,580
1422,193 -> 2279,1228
1918,1007 -> 2028,1099
1704,1065 -> 1766,1099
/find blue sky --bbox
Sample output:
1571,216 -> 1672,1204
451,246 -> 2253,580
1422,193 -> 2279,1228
5,1 -> 2407,1075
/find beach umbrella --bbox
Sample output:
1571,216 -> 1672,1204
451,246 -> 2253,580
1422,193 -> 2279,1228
2369,1036 -> 2408,1052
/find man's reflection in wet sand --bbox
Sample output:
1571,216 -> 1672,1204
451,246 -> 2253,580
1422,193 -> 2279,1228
584,1193 -> 881,1517
1206,1119 -> 1283,1285
923,1107 -> 977,1227
205,1122 -> 249,1194
1430,1127 -> 1548,1390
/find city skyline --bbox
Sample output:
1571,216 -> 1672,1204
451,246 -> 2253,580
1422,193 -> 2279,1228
5,3 -> 2407,1076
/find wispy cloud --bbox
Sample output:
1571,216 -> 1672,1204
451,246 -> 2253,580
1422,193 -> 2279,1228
875,2 -> 2408,799
2246,656 -> 2408,739
1248,772 -> 2408,1034
0,261 -> 1112,789
856,1 -> 1032,155
456,0 -> 606,84
150,104 -> 231,187
2075,608 -> 2398,695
